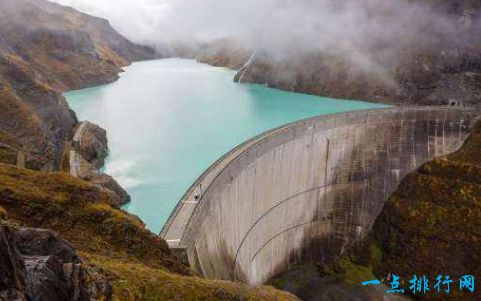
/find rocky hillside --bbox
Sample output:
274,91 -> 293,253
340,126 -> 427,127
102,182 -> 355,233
369,120 -> 481,300
198,0 -> 481,106
0,164 -> 298,300
0,1 -> 301,300
268,120 -> 481,301
0,0 -> 155,172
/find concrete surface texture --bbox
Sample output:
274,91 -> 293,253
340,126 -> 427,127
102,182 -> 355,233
161,107 -> 479,285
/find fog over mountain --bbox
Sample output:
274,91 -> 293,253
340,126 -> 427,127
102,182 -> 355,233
51,0 -> 478,76
50,0 -> 471,49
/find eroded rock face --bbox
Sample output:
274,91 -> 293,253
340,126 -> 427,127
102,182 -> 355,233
14,228 -> 78,264
0,0 -> 156,171
23,255 -> 73,301
0,224 -> 111,301
70,121 -> 131,205
87,173 -> 131,205
0,77 -> 60,170
233,41 -> 481,106
0,225 -> 27,301
72,121 -> 108,170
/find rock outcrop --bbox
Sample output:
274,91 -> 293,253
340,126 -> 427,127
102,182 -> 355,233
0,163 -> 299,301
0,223 -> 110,301
70,121 -> 130,204
195,39 -> 252,70
72,121 -> 108,170
14,228 -> 78,263
0,0 -> 156,171
0,225 -> 27,301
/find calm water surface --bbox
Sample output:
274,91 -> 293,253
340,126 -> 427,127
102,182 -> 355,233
65,58 -> 388,233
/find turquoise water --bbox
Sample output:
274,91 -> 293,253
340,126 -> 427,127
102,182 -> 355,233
65,58 -> 388,233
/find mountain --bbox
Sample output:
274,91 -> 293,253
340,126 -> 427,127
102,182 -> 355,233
0,0 -> 155,172
0,1 -> 300,300
198,0 -> 481,106
190,1 -> 481,300
0,164 -> 298,300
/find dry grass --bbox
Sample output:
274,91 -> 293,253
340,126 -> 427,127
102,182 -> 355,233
0,163 -> 299,300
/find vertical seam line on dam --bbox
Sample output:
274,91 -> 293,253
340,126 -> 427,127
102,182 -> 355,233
177,116 -> 461,242
161,107 -> 479,285
160,107 -> 393,238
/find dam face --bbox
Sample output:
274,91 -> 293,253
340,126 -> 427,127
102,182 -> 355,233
161,107 -> 478,285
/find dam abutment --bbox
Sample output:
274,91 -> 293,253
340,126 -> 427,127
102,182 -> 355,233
161,107 -> 479,285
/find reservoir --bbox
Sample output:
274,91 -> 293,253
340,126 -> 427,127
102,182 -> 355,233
65,58 -> 388,233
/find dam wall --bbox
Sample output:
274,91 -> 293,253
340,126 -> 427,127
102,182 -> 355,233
161,107 -> 479,285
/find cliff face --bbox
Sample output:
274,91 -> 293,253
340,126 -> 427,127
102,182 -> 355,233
0,0 -> 155,172
195,39 -> 252,70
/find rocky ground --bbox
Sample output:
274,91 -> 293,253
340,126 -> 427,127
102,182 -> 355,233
0,0 -> 301,300
0,164 -> 298,300
0,0 -> 154,172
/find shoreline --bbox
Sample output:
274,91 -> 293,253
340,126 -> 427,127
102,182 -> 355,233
66,58 -> 391,234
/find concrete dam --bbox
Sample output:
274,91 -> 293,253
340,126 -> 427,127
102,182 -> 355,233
161,107 -> 479,285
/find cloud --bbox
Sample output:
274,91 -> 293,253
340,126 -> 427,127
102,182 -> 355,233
51,0 -> 170,45
50,0 -> 462,48
50,0 -> 476,73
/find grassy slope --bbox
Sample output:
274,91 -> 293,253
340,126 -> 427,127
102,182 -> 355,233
368,120 -> 481,300
0,164 -> 298,301
268,121 -> 481,301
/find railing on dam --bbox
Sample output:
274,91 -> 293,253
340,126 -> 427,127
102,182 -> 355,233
160,106 -> 479,285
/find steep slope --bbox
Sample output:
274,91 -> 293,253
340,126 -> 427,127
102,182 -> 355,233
198,0 -> 481,106
0,0 -> 156,171
267,120 -> 481,301
0,1 -> 302,300
370,120 -> 481,300
0,164 -> 299,301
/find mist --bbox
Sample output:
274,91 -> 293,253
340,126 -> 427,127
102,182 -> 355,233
51,0 -> 478,74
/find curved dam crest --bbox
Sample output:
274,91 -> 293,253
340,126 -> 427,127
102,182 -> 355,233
161,106 -> 479,285
65,58 -> 388,232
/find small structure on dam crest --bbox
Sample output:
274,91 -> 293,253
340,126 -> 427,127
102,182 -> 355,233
161,107 -> 479,285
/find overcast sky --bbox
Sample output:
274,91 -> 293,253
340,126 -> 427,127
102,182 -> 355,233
51,0 -> 171,44
51,0 -> 451,48
51,0 -> 463,76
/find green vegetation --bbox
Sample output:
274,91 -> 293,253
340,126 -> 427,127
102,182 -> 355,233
320,257 -> 377,285
0,163 -> 299,300
268,120 -> 481,301
85,252 -> 296,301
369,120 -> 481,300
0,130 -> 20,165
